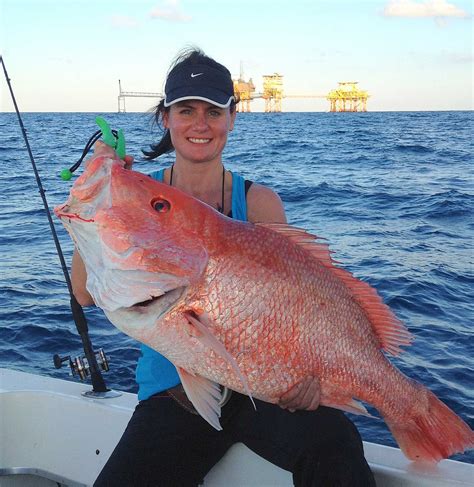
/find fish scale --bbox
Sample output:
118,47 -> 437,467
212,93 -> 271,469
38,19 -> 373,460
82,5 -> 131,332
177,224 -> 394,401
54,145 -> 474,462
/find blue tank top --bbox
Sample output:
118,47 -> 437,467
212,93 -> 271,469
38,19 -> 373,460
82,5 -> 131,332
136,168 -> 249,400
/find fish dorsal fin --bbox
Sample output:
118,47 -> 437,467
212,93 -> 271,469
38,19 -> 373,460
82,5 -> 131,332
256,223 -> 412,356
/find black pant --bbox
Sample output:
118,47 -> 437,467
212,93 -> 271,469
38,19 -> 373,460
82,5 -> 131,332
94,391 -> 376,487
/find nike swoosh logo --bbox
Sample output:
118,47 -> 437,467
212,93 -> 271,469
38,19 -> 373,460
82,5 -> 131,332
191,72 -> 204,78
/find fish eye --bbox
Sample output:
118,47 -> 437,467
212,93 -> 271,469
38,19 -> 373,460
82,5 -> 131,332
151,198 -> 171,213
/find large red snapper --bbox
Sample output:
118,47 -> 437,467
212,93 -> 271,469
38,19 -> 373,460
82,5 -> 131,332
55,144 -> 473,463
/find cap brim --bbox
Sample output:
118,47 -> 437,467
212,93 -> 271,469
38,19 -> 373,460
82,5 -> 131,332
164,94 -> 234,108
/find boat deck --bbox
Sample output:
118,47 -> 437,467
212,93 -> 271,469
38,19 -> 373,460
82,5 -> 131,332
1,368 -> 472,486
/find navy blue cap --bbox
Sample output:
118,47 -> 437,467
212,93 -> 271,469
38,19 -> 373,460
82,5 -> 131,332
164,63 -> 235,108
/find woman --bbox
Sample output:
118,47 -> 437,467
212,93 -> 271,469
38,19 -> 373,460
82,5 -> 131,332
73,48 -> 375,486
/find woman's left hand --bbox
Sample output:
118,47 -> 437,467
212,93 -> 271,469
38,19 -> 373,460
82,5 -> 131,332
93,141 -> 134,169
123,154 -> 134,170
278,376 -> 321,412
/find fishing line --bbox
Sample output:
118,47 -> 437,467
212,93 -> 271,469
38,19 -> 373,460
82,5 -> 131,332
1,55 -> 113,395
68,129 -> 103,175
62,127 -> 121,178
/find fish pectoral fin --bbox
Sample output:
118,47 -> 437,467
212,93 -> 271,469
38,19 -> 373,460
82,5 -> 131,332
184,311 -> 256,410
177,367 -> 223,430
321,383 -> 374,417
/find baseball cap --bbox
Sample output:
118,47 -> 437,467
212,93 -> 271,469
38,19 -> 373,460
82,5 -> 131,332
164,63 -> 235,108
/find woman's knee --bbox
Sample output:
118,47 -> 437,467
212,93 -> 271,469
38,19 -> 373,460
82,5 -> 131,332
293,441 -> 376,487
290,408 -> 374,486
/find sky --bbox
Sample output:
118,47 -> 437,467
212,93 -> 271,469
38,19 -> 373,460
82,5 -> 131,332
0,0 -> 472,112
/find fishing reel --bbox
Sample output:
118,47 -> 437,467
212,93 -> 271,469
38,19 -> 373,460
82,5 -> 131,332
53,348 -> 122,398
53,348 -> 110,381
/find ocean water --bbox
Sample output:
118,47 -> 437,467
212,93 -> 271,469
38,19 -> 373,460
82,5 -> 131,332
0,110 -> 473,464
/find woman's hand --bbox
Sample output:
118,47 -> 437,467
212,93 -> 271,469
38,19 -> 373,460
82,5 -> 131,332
279,376 -> 321,412
123,154 -> 134,170
93,141 -> 134,169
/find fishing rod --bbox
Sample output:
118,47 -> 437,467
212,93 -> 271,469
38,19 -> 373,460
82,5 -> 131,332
1,55 -> 119,398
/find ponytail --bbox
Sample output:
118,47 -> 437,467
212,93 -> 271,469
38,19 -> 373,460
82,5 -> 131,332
142,99 -> 174,160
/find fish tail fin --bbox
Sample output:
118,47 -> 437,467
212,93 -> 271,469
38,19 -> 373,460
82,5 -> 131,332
386,387 -> 474,462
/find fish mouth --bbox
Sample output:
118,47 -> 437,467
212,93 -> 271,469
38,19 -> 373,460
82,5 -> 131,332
130,286 -> 187,318
103,285 -> 187,335
133,297 -> 159,307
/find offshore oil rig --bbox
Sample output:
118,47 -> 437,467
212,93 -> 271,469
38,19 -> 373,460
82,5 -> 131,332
117,76 -> 370,113
326,82 -> 369,112
232,73 -> 287,112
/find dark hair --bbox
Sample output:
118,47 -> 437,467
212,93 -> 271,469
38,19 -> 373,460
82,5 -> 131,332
142,47 -> 238,161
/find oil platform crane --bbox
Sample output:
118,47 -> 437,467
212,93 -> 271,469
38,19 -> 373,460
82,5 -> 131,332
326,82 -> 369,112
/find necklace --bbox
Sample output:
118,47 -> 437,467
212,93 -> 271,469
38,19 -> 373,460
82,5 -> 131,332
169,165 -> 226,214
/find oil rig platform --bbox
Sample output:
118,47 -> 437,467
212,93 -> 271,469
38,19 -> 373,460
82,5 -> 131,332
326,82 -> 369,112
262,73 -> 284,113
233,77 -> 256,113
232,75 -> 370,113
233,72 -> 325,113
117,77 -> 369,113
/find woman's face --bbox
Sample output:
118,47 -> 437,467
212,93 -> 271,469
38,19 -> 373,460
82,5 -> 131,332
163,100 -> 236,165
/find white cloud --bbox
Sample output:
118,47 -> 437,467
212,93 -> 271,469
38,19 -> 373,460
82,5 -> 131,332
150,0 -> 192,22
110,15 -> 139,29
383,0 -> 470,18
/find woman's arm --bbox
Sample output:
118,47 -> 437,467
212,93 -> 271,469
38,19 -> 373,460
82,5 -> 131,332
246,183 -> 287,224
246,183 -> 320,412
71,249 -> 95,306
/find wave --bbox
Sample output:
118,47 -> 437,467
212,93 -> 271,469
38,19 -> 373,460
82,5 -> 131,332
395,143 -> 434,153
424,190 -> 473,219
